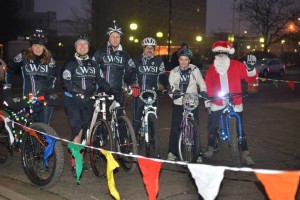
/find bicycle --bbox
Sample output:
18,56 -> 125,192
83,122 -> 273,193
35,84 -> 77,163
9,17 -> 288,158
0,93 -> 64,188
86,93 -> 114,178
88,92 -> 137,176
204,92 -> 248,167
170,91 -> 202,163
136,89 -> 160,158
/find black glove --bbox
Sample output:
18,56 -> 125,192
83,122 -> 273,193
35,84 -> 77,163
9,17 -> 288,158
172,90 -> 181,100
105,88 -> 115,96
200,91 -> 208,99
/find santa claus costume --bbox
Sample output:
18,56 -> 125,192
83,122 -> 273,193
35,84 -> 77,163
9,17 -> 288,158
204,41 -> 257,166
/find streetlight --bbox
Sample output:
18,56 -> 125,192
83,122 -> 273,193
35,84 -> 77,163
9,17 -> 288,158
134,39 -> 139,43
259,37 -> 264,51
156,32 -> 163,38
195,35 -> 202,54
129,23 -> 138,30
195,35 -> 202,42
129,36 -> 134,41
156,32 -> 163,56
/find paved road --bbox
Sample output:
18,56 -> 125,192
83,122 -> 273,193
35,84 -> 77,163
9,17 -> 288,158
0,73 -> 300,199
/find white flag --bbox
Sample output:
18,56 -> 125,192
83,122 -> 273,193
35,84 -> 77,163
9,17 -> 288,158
188,164 -> 226,200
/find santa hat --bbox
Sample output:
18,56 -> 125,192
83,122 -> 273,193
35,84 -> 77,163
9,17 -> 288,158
212,41 -> 235,54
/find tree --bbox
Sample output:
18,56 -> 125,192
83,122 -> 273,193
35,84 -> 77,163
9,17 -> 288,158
241,0 -> 300,51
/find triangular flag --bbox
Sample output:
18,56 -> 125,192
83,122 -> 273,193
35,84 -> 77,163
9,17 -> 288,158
287,81 -> 295,90
101,149 -> 120,200
272,80 -> 279,88
259,77 -> 267,82
256,171 -> 300,200
138,158 -> 162,200
22,126 -> 45,147
68,142 -> 84,184
44,135 -> 56,167
188,164 -> 225,200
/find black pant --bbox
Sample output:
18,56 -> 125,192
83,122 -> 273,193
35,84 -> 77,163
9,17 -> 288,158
168,104 -> 199,156
207,109 -> 248,151
64,96 -> 94,141
33,105 -> 54,125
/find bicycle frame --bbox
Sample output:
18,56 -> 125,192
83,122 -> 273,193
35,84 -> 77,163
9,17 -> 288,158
209,93 -> 245,145
85,93 -> 114,145
181,93 -> 199,143
139,90 -> 158,143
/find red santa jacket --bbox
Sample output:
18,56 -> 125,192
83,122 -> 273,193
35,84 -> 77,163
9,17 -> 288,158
205,59 -> 257,109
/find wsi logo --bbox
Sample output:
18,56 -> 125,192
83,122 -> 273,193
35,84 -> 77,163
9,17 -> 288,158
76,66 -> 95,75
25,64 -> 48,73
140,65 -> 158,73
103,55 -> 123,64
180,74 -> 190,82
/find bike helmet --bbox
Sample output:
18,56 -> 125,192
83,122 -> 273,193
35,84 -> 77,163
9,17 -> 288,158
29,28 -> 48,45
177,47 -> 193,59
141,37 -> 157,47
106,20 -> 123,35
74,33 -> 90,46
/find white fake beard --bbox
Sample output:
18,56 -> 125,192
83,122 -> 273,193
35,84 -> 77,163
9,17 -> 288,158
214,56 -> 230,76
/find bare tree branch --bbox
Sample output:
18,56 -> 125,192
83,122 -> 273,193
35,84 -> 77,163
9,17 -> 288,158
241,0 -> 300,51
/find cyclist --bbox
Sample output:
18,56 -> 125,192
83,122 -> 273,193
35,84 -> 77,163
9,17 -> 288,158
61,33 -> 113,176
204,40 -> 257,166
132,37 -> 170,157
93,20 -> 138,107
3,28 -> 58,125
167,47 -> 207,163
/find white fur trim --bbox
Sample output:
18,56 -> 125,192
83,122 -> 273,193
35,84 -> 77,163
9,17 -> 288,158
229,48 -> 235,54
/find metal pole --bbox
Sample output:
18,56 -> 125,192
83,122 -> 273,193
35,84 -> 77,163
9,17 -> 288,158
168,0 -> 172,62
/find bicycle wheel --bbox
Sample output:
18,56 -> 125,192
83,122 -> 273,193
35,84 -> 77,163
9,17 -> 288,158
178,119 -> 201,163
228,117 -> 242,167
21,123 -> 64,188
146,114 -> 160,158
90,119 -> 113,178
116,116 -> 137,173
0,111 -> 15,167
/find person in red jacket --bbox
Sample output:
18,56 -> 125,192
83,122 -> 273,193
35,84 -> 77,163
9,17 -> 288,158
204,41 -> 257,166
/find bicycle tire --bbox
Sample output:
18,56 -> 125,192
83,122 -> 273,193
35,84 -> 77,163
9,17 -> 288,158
228,117 -> 242,167
178,119 -> 201,163
21,123 -> 64,188
146,114 -> 160,158
0,111 -> 15,167
90,119 -> 113,178
116,116 -> 137,173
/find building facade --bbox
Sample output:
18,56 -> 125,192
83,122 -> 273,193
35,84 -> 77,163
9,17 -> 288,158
92,0 -> 206,57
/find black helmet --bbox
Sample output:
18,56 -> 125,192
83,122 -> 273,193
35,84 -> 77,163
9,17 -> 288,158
106,20 -> 123,35
74,33 -> 90,46
177,47 -> 193,59
29,28 -> 48,45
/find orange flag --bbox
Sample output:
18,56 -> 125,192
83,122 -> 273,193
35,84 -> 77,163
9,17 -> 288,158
138,158 -> 162,200
255,171 -> 300,200
287,81 -> 295,90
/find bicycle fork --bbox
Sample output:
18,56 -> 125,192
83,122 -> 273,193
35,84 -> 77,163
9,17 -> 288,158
221,113 -> 243,144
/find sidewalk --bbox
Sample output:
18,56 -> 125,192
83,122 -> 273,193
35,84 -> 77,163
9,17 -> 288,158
0,176 -> 65,200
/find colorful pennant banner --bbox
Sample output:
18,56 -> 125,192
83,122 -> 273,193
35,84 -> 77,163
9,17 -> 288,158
1,114 -> 300,200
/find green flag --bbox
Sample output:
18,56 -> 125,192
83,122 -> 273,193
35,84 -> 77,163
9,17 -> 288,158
68,142 -> 84,184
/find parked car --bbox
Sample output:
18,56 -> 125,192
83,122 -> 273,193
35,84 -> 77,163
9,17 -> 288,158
254,58 -> 285,77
